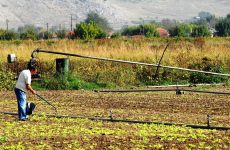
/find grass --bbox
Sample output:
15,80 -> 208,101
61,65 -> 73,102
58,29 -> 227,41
0,38 -> 229,67
0,37 -> 229,89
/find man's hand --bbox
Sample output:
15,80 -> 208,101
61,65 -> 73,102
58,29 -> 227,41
26,84 -> 36,95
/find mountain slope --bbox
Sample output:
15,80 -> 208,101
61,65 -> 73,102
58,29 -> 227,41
0,0 -> 229,30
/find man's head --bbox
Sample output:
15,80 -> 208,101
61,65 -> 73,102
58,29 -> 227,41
27,59 -> 37,75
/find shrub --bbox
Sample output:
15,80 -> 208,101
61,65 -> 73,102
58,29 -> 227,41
188,57 -> 227,84
0,68 -> 16,90
40,73 -> 102,90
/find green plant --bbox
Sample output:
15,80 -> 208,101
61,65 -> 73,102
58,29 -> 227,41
0,136 -> 7,144
75,22 -> 106,40
39,73 -> 102,90
0,68 -> 16,90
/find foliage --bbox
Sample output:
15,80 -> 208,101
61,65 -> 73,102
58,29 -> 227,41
19,25 -> 38,40
75,22 -> 106,40
121,25 -> 140,36
194,11 -> 218,28
0,68 -> 16,91
188,57 -> 227,84
160,18 -> 178,30
215,16 -> 230,36
0,29 -> 18,40
85,12 -> 112,33
169,24 -> 192,37
43,31 -> 53,40
191,25 -> 211,37
121,24 -> 159,37
39,73 -> 102,90
110,32 -> 121,39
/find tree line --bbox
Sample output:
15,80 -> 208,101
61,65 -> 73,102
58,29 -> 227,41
0,12 -> 230,40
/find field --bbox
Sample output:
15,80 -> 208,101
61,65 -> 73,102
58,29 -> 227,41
0,38 -> 230,149
1,86 -> 230,149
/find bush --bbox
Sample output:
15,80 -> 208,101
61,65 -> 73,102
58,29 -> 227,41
39,73 -> 102,90
188,58 -> 227,84
0,68 -> 16,90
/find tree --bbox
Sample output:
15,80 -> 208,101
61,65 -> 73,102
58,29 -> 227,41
0,29 -> 18,40
160,19 -> 178,30
75,22 -> 106,40
85,12 -> 112,33
191,24 -> 211,37
121,24 -> 159,37
142,24 -> 159,37
169,24 -> 192,37
215,16 -> 230,36
18,25 -> 38,40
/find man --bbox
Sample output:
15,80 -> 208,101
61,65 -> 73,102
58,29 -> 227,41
15,62 -> 37,121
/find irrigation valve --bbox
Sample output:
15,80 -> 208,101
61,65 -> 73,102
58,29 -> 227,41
7,54 -> 16,63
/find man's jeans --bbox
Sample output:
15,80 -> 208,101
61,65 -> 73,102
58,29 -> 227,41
15,88 -> 27,120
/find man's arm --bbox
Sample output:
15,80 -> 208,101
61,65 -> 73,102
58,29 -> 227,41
26,84 -> 36,95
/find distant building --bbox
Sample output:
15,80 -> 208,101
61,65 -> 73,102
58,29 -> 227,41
208,27 -> 217,37
156,27 -> 170,37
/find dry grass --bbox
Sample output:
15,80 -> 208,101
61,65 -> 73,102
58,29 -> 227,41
0,37 -> 229,68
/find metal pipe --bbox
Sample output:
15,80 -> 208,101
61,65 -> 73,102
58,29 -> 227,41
95,89 -> 175,93
1,111 -> 229,130
182,89 -> 230,95
95,88 -> 230,95
31,48 -> 230,77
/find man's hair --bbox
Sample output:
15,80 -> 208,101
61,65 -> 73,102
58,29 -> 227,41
27,59 -> 37,70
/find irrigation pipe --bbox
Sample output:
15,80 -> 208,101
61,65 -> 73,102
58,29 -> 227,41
96,89 -> 230,95
1,111 -> 230,130
31,48 -> 230,77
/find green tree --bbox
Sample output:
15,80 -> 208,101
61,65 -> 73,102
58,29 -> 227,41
75,22 -> 106,40
121,24 -> 159,37
121,26 -> 140,36
142,24 -> 159,37
191,24 -> 211,37
85,12 -> 112,32
169,24 -> 192,37
0,29 -> 18,40
18,25 -> 38,40
215,17 -> 230,36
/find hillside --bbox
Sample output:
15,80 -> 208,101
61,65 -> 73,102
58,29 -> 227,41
0,0 -> 229,30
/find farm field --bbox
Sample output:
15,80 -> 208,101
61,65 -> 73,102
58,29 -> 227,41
1,86 -> 230,149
